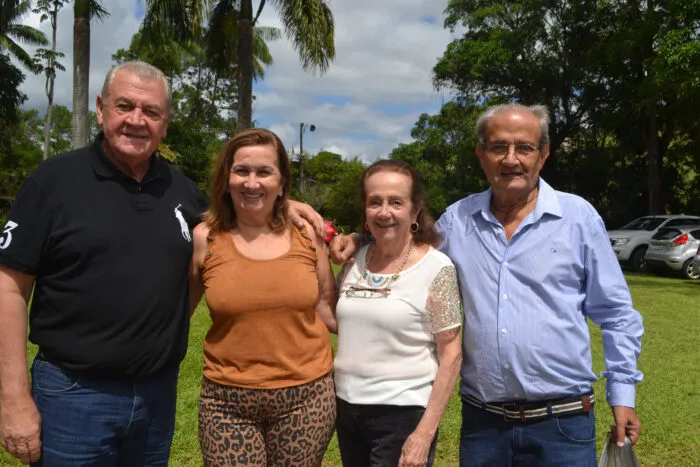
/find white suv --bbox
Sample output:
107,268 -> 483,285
607,215 -> 700,272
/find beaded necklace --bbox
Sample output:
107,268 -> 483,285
345,240 -> 414,299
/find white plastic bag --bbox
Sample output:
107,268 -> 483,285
598,432 -> 640,467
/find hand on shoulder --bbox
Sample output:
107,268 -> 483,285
298,222 -> 325,252
192,223 -> 210,267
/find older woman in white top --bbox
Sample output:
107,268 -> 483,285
334,159 -> 463,467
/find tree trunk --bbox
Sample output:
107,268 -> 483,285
72,2 -> 90,149
43,97 -> 53,159
237,0 -> 254,131
645,112 -> 664,214
43,5 -> 59,159
643,0 -> 664,214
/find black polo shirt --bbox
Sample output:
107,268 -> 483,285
0,135 -> 208,378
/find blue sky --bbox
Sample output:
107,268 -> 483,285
16,0 -> 458,161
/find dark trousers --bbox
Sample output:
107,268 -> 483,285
336,397 -> 438,467
30,356 -> 179,467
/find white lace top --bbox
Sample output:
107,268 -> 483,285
334,246 -> 462,407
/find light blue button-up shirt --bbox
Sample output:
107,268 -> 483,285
436,179 -> 643,407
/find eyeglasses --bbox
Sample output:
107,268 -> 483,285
344,285 -> 391,299
483,143 -> 542,157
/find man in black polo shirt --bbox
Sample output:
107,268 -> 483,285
0,60 -> 205,466
0,61 -> 328,466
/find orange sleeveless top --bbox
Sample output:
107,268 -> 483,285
201,225 -> 333,389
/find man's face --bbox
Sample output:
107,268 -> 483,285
476,109 -> 549,197
96,71 -> 170,165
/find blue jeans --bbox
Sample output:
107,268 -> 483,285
30,356 -> 179,467
459,400 -> 597,467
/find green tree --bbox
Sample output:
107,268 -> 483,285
434,0 -> 605,157
205,6 -> 281,83
0,0 -> 48,121
303,150 -> 344,185
0,108 -> 43,219
112,29 -> 191,79
590,0 -> 700,214
142,0 -> 335,130
292,150 -> 344,212
72,0 -> 109,149
233,0 -> 335,129
34,0 -> 66,159
292,182 -> 330,212
433,0 -> 700,219
0,0 -> 48,71
0,54 -> 25,122
390,101 -> 485,216
323,157 -> 365,232
45,104 -> 73,155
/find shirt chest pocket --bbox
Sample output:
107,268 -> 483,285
514,239 -> 585,291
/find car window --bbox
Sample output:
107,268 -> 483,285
665,218 -> 700,227
652,228 -> 682,240
620,217 -> 665,230
690,229 -> 700,240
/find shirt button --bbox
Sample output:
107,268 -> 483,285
514,393 -> 521,398
504,261 -> 509,266
501,328 -> 507,335
502,294 -> 508,300
504,363 -> 511,370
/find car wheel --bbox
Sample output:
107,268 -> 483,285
629,246 -> 647,273
682,258 -> 700,280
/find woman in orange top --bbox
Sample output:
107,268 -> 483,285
189,128 -> 337,466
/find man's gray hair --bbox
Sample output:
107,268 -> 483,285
101,61 -> 172,116
476,103 -> 550,146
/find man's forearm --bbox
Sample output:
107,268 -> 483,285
0,268 -> 33,399
0,270 -> 42,465
0,293 -> 30,398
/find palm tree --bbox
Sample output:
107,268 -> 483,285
143,0 -> 335,130
236,0 -> 335,129
0,0 -> 47,120
0,54 -> 25,121
34,0 -> 66,159
0,0 -> 48,72
71,0 -> 109,149
206,6 -> 280,83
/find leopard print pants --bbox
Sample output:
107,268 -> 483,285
198,373 -> 336,466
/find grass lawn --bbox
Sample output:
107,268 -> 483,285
2,273 -> 698,466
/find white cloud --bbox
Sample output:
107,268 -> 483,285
14,0 -> 456,162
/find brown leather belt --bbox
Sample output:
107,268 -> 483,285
462,390 -> 594,423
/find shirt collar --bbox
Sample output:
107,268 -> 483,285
468,178 -> 563,222
90,132 -> 166,183
531,178 -> 562,220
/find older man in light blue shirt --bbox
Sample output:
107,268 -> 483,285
438,103 -> 643,466
329,102 -> 643,466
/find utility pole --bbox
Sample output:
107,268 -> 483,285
299,122 -> 315,192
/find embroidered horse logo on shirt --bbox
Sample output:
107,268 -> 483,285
174,204 -> 192,242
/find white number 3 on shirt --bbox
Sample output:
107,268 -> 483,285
0,221 -> 18,250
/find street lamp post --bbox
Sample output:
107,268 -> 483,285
299,122 -> 315,191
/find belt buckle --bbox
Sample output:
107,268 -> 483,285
501,403 -> 524,422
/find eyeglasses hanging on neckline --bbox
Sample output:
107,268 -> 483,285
344,285 -> 392,299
